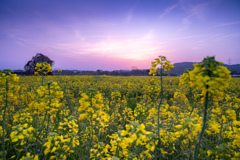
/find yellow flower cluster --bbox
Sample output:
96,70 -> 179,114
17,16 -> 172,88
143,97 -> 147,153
26,82 -> 63,119
189,56 -> 231,95
43,122 -> 79,159
91,121 -> 154,159
0,70 -> 19,83
34,62 -> 52,75
19,152 -> 38,160
78,92 -> 105,119
179,69 -> 192,87
149,56 -> 174,76
10,123 -> 34,143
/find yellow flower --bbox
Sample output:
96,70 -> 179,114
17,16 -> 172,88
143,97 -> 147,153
23,123 -> 28,128
131,133 -> 137,141
43,141 -> 51,148
149,56 -> 174,76
22,130 -> 28,136
151,61 -> 157,67
11,155 -> 16,159
62,144 -> 68,150
161,148 -> 168,155
207,150 -> 212,156
51,146 -> 57,153
175,125 -> 183,129
44,148 -> 50,155
18,134 -> 24,140
121,130 -> 128,137
139,123 -> 145,130
12,137 -> 18,142
142,130 -> 152,135
69,150 -> 74,153
28,126 -> 34,132
150,145 -> 155,152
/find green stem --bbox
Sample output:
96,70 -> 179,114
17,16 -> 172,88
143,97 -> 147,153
194,89 -> 209,160
48,83 -> 50,95
188,127 -> 192,160
189,87 -> 195,117
219,118 -> 223,144
156,67 -> 163,160
2,78 -> 8,160
189,87 -> 192,102
157,67 -> 163,137
41,71 -> 44,86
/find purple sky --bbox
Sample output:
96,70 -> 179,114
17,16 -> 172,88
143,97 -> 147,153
0,0 -> 240,71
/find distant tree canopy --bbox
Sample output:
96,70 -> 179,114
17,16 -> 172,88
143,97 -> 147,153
24,53 -> 54,75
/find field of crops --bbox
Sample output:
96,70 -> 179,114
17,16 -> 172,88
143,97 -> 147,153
1,57 -> 240,160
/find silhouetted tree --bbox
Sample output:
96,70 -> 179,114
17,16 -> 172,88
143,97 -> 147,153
24,53 -> 54,75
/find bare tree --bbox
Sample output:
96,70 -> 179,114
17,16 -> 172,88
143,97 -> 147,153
24,53 -> 54,75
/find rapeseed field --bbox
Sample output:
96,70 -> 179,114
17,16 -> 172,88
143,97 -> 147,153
0,56 -> 239,160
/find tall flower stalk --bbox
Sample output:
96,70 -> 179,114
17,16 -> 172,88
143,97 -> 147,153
189,56 -> 231,159
149,56 -> 174,159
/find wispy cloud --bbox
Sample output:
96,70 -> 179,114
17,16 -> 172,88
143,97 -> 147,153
216,21 -> 240,27
179,1 -> 214,30
159,3 -> 178,18
89,20 -> 117,28
125,9 -> 134,23
182,2 -> 209,23
213,32 -> 240,41
168,35 -> 203,41
192,40 -> 204,50
158,49 -> 176,53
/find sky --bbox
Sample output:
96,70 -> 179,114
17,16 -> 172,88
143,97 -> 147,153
0,0 -> 240,71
